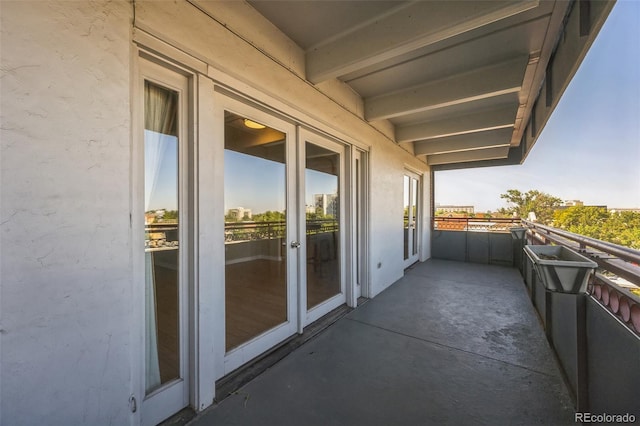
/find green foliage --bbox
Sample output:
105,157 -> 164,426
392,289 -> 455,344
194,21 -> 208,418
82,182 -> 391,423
163,210 -> 178,220
251,210 -> 286,222
225,210 -> 287,223
306,211 -> 334,220
553,206 -> 608,236
554,207 -> 640,249
499,189 -> 562,224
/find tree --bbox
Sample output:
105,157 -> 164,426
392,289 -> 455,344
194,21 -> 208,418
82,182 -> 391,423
553,206 -> 608,238
553,206 -> 640,249
499,189 -> 562,224
252,210 -> 286,222
605,211 -> 640,249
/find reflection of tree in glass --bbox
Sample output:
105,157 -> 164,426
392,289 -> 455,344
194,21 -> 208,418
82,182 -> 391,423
145,209 -> 179,223
225,210 -> 286,223
306,211 -> 334,220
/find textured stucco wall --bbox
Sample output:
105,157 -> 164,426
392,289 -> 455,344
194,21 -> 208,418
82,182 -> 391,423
0,1 -> 132,425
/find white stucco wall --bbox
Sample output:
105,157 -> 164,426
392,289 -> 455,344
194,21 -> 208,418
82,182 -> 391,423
0,2 -> 132,425
367,144 -> 410,296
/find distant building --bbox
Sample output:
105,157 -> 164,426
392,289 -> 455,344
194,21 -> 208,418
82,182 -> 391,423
609,207 -> 640,213
436,205 -> 475,214
314,193 -> 338,217
227,207 -> 252,220
556,200 -> 607,211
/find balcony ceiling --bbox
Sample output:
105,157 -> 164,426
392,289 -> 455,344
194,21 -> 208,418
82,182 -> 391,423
247,0 -> 611,169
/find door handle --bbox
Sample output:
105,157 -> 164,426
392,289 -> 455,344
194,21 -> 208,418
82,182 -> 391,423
291,241 -> 301,248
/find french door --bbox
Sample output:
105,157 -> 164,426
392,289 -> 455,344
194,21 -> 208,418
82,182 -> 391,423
219,96 -> 346,373
352,150 -> 366,300
220,97 -> 299,374
403,171 -> 421,268
299,129 -> 346,326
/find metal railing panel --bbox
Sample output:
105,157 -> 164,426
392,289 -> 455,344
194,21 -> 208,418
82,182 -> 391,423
586,298 -> 640,416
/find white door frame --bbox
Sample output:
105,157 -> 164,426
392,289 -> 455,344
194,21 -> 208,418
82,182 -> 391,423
213,93 -> 299,376
298,128 -> 347,328
350,149 -> 369,302
403,170 -> 422,268
136,57 -> 192,426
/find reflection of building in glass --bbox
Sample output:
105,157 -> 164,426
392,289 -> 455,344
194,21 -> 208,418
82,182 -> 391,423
227,207 -> 252,220
314,194 -> 338,217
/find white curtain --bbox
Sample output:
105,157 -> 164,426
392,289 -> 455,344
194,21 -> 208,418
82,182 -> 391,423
144,82 -> 178,394
145,252 -> 161,393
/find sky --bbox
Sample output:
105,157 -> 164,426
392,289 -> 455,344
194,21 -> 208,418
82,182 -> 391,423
146,130 -> 339,214
145,131 -> 178,211
435,0 -> 640,213
224,150 -> 338,214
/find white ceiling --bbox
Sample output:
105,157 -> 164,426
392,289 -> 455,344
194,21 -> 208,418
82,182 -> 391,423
246,0 -> 604,168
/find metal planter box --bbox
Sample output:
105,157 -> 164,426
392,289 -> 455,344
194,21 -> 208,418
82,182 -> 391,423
510,227 -> 527,240
510,227 -> 527,273
523,245 -> 597,293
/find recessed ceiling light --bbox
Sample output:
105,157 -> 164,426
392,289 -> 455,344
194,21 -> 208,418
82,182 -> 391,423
243,118 -> 266,129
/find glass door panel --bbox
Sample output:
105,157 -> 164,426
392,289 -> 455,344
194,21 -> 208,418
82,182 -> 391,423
144,81 -> 181,395
140,61 -> 190,426
403,175 -> 410,261
224,111 -> 288,352
411,177 -> 419,257
403,171 -> 420,267
355,154 -> 362,297
305,141 -> 342,311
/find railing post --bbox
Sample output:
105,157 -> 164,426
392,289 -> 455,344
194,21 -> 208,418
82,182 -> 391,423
545,289 -> 553,341
576,294 -> 589,412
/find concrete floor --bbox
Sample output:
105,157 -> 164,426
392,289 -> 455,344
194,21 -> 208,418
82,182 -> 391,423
190,259 -> 575,426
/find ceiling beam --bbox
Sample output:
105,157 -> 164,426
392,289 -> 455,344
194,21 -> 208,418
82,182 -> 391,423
396,105 -> 516,143
427,146 -> 510,166
306,0 -> 539,83
414,128 -> 513,156
431,145 -> 524,171
365,57 -> 528,121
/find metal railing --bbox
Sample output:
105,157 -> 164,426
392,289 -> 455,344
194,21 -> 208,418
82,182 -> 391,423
224,220 -> 286,242
224,219 -> 338,243
433,216 -> 522,232
522,219 -> 640,335
145,222 -> 179,252
147,219 -> 339,247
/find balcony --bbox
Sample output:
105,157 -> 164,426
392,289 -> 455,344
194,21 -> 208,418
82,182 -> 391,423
190,259 -> 575,425
182,222 -> 639,425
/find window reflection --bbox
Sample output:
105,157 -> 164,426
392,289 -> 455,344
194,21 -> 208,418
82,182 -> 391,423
306,142 -> 341,310
412,178 -> 418,256
404,175 -> 410,260
144,81 -> 180,394
224,111 -> 288,352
